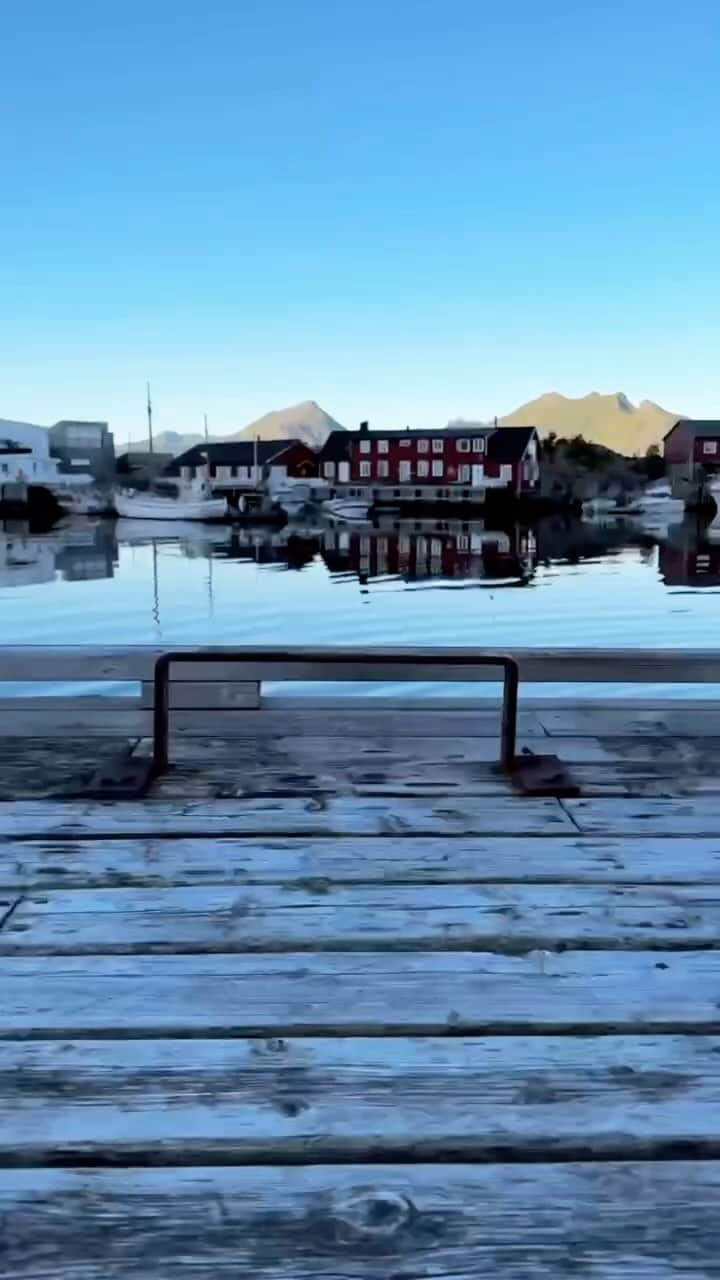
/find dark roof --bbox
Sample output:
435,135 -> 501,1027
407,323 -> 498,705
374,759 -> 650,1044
318,424 -> 536,461
485,426 -> 537,462
165,439 -> 301,474
664,418 -> 720,440
116,451 -> 173,467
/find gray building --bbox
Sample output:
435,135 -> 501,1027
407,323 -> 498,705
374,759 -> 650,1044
49,420 -> 115,481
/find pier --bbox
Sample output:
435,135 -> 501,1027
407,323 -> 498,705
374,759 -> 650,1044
2,646 -> 720,1275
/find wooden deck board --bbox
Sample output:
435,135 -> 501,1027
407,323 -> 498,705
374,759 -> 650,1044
4,833 -> 720,889
568,797 -> 720,835
2,1033 -> 719,1165
3,1161 -> 720,1278
7,882 -> 720,954
0,796 -> 573,838
1,950 -> 719,1037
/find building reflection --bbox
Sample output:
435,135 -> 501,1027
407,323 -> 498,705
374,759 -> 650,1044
321,518 -> 536,586
659,518 -> 720,587
0,519 -> 117,587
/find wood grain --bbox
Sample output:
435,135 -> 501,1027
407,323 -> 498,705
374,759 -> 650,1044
1,1033 -> 719,1164
0,796 -> 573,838
1,950 -> 718,1036
6,882 -> 720,954
3,1161 -> 720,1277
4,834 -> 720,889
568,797 -> 720,835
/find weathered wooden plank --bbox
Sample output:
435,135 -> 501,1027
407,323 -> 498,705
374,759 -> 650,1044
3,1161 -> 720,1278
0,707 -> 544,738
7,882 -> 720,954
3,834 -> 720,889
0,950 -> 718,1036
140,682 -> 259,709
3,643 -> 720,681
568,797 -> 720,835
136,733 -> 623,764
541,707 -> 720,737
2,1034 -> 719,1164
0,797 -> 572,838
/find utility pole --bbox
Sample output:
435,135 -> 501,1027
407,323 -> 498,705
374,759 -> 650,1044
147,383 -> 154,455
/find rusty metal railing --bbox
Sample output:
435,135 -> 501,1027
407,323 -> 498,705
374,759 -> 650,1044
151,649 -> 520,777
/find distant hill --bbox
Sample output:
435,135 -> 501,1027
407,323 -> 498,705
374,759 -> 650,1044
127,400 -> 345,457
500,392 -> 681,456
229,400 -> 344,449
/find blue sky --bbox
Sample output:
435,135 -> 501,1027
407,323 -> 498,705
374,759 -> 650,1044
1,0 -> 719,436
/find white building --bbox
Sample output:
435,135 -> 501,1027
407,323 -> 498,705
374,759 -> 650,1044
0,418 -> 92,490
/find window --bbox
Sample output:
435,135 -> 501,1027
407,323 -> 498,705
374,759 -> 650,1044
500,464 -> 513,482
431,539 -> 442,557
432,439 -> 444,453
459,464 -> 471,483
360,536 -> 371,554
457,534 -> 469,551
472,438 -> 484,453
458,439 -> 470,452
399,534 -> 411,553
324,461 -> 336,478
360,460 -> 371,477
432,460 -> 444,477
704,441 -> 718,455
378,537 -> 388,553
359,439 -> 371,453
418,459 -> 429,477
0,464 -> 7,474
231,465 -> 238,477
377,439 -> 388,453
400,438 -> 410,447
377,460 -> 389,477
417,439 -> 429,453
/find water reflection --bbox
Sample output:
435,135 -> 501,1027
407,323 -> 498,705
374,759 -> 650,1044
2,512 -> 720,594
0,519 -> 117,587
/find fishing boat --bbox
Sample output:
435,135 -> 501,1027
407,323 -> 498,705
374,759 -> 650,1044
322,497 -> 370,521
114,475 -> 228,522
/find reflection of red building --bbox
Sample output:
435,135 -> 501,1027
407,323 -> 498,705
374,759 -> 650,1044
321,522 -> 536,583
659,536 -> 720,587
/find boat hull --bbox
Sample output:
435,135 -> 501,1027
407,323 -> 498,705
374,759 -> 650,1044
114,494 -> 228,521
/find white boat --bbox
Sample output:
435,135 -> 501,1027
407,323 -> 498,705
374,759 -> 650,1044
323,498 -> 370,522
114,475 -> 227,522
638,482 -> 684,513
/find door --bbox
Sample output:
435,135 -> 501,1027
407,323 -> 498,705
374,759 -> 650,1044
399,460 -> 411,482
339,461 -> 350,482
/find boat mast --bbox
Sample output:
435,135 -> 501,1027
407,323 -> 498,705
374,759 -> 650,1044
204,413 -> 209,443
147,383 -> 154,456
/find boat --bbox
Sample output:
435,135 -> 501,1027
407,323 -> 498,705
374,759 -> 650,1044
637,481 -> 684,513
114,475 -> 228,522
322,497 -> 370,522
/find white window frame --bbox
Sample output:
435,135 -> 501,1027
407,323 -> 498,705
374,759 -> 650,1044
400,438 -> 411,448
359,439 -> 371,454
500,463 -> 513,482
704,441 -> 718,455
377,439 -> 388,453
472,438 -> 484,453
432,438 -> 444,453
456,533 -> 469,551
324,461 -> 335,478
417,439 -> 429,453
359,460 -> 371,478
377,459 -> 389,478
432,459 -> 444,477
457,439 -> 470,453
459,464 -> 471,483
417,459 -> 429,478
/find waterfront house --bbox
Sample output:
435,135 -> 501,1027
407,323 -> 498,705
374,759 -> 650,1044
317,422 -> 540,506
663,418 -> 720,504
165,438 -> 317,496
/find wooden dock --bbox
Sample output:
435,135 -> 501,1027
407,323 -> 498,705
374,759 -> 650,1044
2,646 -> 720,1275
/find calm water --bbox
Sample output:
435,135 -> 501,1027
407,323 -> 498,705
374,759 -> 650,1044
1,512 -> 718,697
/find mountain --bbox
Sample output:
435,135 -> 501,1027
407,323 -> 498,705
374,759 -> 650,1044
229,400 -> 344,449
126,401 -> 345,456
499,392 -> 681,456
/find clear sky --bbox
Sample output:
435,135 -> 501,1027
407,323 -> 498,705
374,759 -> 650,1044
2,0 -> 719,436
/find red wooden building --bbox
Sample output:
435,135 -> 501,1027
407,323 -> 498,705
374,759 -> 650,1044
318,423 -> 540,505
